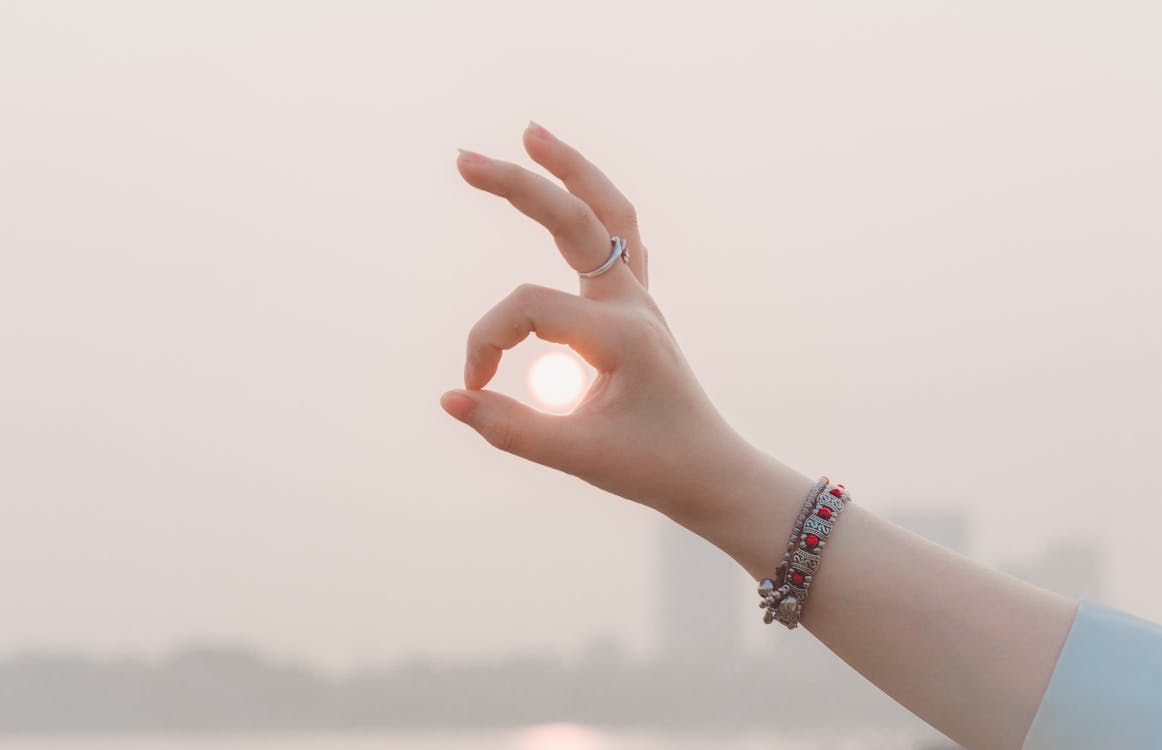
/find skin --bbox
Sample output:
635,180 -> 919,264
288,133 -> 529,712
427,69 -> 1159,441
440,122 -> 1080,750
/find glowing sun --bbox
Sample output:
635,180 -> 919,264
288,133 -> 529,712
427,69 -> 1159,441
528,351 -> 588,411
515,723 -> 609,750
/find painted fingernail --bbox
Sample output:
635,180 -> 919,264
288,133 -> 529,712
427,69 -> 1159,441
440,390 -> 477,423
457,148 -> 490,164
527,120 -> 554,140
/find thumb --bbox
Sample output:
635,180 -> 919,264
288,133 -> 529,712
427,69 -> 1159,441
439,388 -> 573,468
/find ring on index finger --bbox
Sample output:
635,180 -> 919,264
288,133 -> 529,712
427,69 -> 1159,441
577,236 -> 629,279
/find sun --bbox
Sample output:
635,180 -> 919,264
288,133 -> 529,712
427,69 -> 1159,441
528,351 -> 588,411
515,724 -> 609,750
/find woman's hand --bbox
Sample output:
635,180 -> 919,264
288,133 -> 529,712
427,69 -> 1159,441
443,124 -> 1089,750
440,122 -> 767,532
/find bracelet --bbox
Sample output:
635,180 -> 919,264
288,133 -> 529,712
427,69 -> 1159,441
755,477 -> 826,626
757,475 -> 852,629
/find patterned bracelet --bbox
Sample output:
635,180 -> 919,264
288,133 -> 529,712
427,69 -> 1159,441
757,476 -> 852,629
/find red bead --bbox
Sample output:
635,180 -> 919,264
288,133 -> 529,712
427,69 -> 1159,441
790,571 -> 805,585
806,534 -> 819,547
829,488 -> 842,497
817,507 -> 832,520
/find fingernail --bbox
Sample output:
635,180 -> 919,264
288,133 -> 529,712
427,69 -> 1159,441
527,120 -> 554,140
457,148 -> 490,164
440,390 -> 477,423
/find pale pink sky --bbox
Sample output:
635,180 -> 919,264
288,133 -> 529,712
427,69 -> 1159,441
0,1 -> 1159,674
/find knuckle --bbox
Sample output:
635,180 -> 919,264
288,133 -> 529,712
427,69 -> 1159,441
613,200 -> 638,229
493,162 -> 522,198
510,282 -> 546,309
618,306 -> 667,347
486,418 -> 517,454
464,331 -> 488,375
466,318 -> 486,350
554,200 -> 597,239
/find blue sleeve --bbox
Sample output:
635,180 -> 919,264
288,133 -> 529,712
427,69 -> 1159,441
1021,596 -> 1162,750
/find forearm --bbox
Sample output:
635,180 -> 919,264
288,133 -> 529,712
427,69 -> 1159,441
447,124 -> 1082,750
681,446 -> 1080,750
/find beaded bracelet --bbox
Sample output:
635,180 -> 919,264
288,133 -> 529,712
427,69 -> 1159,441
757,476 -> 852,629
755,477 -> 827,626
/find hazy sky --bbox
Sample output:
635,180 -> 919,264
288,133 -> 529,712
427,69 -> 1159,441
1,1 -> 1159,675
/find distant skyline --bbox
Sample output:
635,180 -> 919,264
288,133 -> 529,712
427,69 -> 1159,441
0,510 -> 1104,676
0,641 -> 946,738
0,1 -> 1158,674
0,510 -> 1093,746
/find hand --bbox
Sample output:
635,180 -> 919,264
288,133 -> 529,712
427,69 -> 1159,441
441,122 -> 765,531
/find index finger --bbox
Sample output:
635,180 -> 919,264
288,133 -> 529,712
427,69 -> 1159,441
464,283 -> 621,390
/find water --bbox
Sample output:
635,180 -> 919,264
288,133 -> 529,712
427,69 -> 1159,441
0,726 -> 955,750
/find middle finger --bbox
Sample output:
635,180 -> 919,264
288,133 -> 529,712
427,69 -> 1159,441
522,122 -> 649,289
456,150 -> 638,298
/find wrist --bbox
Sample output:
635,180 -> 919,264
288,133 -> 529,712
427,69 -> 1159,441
665,439 -> 817,581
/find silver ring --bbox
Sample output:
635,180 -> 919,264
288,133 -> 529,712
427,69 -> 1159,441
577,236 -> 629,279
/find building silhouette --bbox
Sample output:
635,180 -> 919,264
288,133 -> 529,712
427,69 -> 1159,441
999,538 -> 1105,601
0,503 -> 1097,744
884,506 -> 1105,600
657,520 -> 745,663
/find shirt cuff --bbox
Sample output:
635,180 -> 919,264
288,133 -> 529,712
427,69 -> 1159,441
1021,596 -> 1162,750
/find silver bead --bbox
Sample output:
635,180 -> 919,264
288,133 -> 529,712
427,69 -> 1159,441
758,578 -> 776,596
777,596 -> 800,619
763,610 -> 775,624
